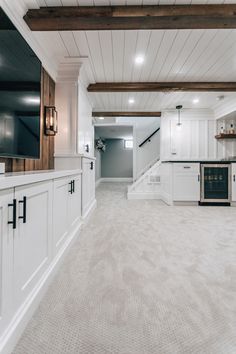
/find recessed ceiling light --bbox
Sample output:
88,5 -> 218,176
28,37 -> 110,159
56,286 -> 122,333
129,98 -> 135,104
193,98 -> 199,104
23,96 -> 40,105
98,117 -> 104,120
135,55 -> 144,65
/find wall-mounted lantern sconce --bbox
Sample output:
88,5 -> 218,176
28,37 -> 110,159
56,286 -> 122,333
44,106 -> 58,136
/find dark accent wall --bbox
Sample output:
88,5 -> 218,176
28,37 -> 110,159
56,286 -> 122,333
101,139 -> 133,178
0,68 -> 55,172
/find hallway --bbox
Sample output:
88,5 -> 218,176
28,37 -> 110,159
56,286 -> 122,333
13,183 -> 236,354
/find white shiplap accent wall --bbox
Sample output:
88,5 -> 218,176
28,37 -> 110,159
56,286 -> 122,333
160,109 -> 219,161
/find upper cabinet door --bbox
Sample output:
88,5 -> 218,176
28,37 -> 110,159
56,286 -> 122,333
68,174 -> 82,231
0,189 -> 14,336
232,163 -> 236,202
14,182 -> 53,307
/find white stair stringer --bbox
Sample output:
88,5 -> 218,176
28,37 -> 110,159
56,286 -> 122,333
127,160 -> 162,199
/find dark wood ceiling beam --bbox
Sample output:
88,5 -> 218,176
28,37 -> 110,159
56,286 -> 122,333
24,5 -> 236,31
88,82 -> 236,92
92,112 -> 161,117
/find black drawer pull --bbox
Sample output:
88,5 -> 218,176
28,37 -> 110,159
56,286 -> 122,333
8,199 -> 17,229
69,181 -> 73,194
19,196 -> 27,223
183,166 -> 191,169
233,175 -> 236,182
72,180 -> 75,193
90,161 -> 94,170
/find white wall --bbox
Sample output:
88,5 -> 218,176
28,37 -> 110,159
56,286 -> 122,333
115,117 -> 161,178
55,67 -> 94,160
161,109 -> 219,161
55,82 -> 78,155
78,82 -> 94,157
135,118 -> 160,177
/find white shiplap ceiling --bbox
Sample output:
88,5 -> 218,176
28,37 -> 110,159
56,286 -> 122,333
22,0 -> 236,111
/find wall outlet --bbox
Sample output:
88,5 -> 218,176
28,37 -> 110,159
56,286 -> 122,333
0,163 -> 5,174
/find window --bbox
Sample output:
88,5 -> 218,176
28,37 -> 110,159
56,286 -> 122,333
124,140 -> 133,149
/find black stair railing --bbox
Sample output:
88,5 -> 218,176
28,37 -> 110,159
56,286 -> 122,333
139,127 -> 160,147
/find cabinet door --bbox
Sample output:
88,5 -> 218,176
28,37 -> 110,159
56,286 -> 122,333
14,182 -> 52,307
53,177 -> 71,256
232,163 -> 236,201
0,189 -> 14,335
82,158 -> 95,216
173,163 -> 200,201
68,174 -> 82,230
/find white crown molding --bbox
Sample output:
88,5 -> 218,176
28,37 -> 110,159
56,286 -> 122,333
0,0 -> 57,80
56,58 -> 83,83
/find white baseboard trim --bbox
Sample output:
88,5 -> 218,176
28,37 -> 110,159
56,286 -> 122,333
0,221 -> 82,354
160,192 -> 173,206
101,178 -> 133,183
82,199 -> 97,225
173,201 -> 199,206
127,192 -> 162,200
95,179 -> 102,188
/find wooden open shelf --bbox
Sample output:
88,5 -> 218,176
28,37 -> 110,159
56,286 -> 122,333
215,133 -> 236,140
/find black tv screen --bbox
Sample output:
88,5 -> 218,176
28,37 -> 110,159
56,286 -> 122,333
0,8 -> 41,159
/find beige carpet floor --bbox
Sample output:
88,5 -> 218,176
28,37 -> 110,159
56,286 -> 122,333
12,183 -> 236,354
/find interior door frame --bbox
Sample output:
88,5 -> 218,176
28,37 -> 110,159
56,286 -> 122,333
93,123 -> 135,181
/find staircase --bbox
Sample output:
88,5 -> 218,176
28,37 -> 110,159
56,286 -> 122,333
127,159 -> 162,199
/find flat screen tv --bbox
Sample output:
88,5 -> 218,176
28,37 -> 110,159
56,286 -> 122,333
0,8 -> 41,159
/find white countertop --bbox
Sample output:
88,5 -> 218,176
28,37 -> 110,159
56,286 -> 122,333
0,169 -> 82,191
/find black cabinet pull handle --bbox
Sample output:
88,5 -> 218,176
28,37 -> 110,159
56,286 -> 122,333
8,199 -> 17,229
234,175 -> 236,182
69,181 -> 73,194
72,180 -> 75,193
90,161 -> 94,170
19,196 -> 27,223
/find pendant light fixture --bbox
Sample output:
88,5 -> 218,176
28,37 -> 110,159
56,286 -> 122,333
176,105 -> 183,126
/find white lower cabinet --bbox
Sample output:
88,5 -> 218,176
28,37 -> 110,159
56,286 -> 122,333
14,182 -> 53,307
53,174 -> 81,256
0,189 -> 14,335
173,163 -> 200,202
82,158 -> 95,217
53,177 -> 71,255
0,170 -> 82,352
232,163 -> 236,202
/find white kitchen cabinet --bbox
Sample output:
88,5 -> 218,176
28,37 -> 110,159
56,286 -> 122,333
82,157 -> 95,217
0,170 -> 82,353
53,174 -> 82,256
232,163 -> 236,202
0,189 -> 14,335
173,163 -> 200,202
14,182 -> 53,307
